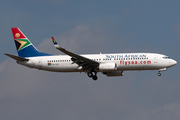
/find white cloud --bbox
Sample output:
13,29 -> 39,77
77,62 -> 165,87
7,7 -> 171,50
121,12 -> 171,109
0,59 -> 8,72
38,24 -> 112,54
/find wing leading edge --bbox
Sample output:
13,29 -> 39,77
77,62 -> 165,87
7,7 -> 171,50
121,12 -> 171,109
51,37 -> 99,71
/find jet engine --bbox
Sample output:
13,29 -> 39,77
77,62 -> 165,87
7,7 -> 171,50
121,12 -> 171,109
99,63 -> 117,71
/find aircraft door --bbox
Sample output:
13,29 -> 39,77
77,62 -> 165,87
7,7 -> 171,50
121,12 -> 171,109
154,55 -> 158,63
38,58 -> 42,68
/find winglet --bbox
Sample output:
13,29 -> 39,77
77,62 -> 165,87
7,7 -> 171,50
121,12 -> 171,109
51,37 -> 60,48
51,37 -> 58,44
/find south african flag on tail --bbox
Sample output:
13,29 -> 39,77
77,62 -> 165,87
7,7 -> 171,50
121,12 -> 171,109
11,28 -> 51,58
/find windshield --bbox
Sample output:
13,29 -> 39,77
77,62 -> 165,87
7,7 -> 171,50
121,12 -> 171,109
163,56 -> 170,59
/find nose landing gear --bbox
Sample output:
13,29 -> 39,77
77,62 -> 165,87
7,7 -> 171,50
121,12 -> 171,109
158,72 -> 161,76
157,68 -> 167,76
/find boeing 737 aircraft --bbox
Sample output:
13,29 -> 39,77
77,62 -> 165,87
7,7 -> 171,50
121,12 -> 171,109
4,28 -> 177,80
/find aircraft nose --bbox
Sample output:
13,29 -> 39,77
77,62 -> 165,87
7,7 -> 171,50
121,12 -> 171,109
171,59 -> 177,66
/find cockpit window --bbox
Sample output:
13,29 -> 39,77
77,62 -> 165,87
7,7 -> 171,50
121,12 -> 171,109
163,56 -> 170,59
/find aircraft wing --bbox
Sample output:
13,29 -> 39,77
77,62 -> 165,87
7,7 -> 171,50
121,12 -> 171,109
4,53 -> 29,61
51,37 -> 99,70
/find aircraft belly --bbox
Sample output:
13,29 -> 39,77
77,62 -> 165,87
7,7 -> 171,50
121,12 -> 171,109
41,62 -> 80,72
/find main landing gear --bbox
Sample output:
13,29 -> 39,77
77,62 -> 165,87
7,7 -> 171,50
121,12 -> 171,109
87,71 -> 98,81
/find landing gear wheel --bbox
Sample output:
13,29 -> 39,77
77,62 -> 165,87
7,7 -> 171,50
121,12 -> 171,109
87,72 -> 93,77
158,72 -> 161,76
92,75 -> 98,81
87,70 -> 98,80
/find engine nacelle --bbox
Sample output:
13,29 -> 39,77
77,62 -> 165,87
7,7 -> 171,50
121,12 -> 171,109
103,71 -> 124,77
99,63 -> 117,72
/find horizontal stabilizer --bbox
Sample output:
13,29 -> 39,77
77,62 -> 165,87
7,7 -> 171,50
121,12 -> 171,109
4,53 -> 29,61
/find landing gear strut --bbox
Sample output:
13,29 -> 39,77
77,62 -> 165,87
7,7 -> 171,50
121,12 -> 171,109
87,71 -> 98,81
157,68 -> 167,76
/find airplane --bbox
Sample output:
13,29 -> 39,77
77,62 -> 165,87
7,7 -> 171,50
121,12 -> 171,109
4,27 -> 177,81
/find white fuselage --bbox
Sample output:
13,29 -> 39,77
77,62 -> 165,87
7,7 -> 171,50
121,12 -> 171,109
17,53 -> 177,73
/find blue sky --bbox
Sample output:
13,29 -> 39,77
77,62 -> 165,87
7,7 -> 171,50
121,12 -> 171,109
0,0 -> 180,120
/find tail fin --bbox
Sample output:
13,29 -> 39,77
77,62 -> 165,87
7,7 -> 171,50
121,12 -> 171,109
11,28 -> 51,57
